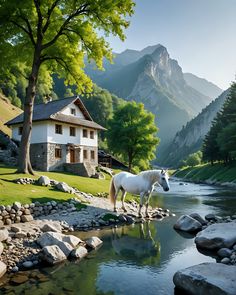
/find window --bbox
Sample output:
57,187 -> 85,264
55,124 -> 62,134
91,150 -> 95,160
18,126 -> 23,135
90,130 -> 94,139
83,129 -> 88,138
70,126 -> 76,136
70,108 -> 76,116
55,148 -> 62,158
83,149 -> 87,159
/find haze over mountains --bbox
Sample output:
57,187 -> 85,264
161,89 -> 229,167
86,44 -> 223,160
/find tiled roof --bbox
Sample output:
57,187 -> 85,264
5,96 -> 105,130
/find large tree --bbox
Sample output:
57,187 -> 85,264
0,0 -> 134,174
107,101 -> 159,171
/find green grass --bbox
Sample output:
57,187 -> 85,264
0,164 -> 114,205
0,164 -> 137,206
174,162 -> 236,183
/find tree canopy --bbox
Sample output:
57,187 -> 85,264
0,0 -> 135,173
107,101 -> 159,171
202,82 -> 236,164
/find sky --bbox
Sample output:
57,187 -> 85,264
106,0 -> 236,89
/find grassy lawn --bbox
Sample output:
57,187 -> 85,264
174,162 -> 236,183
0,164 -> 138,205
0,164 -> 113,205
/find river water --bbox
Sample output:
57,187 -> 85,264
1,179 -> 236,295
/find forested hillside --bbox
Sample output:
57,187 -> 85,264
160,89 -> 229,167
202,82 -> 236,164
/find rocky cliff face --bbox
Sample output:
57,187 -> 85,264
160,89 -> 229,167
85,44 -> 216,158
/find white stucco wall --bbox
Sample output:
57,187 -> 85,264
12,121 -> 49,143
60,102 -> 85,119
12,121 -> 97,147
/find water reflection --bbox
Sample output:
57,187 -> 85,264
111,222 -> 160,262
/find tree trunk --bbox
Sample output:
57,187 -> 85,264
17,48 -> 41,174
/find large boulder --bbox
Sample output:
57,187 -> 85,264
37,232 -> 81,256
86,237 -> 103,249
195,222 -> 236,250
173,262 -> 236,295
190,213 -> 207,225
38,175 -> 51,186
70,246 -> 88,259
0,229 -> 9,242
173,215 -> 202,233
0,261 -> 7,278
41,245 -> 67,265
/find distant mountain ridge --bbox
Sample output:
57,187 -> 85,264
184,73 -> 223,99
86,44 -> 215,157
160,89 -> 230,167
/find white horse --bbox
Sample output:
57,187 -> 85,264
109,169 -> 170,217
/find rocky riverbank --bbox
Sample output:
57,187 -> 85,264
173,212 -> 236,294
0,176 -> 173,286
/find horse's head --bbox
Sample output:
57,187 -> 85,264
159,169 -> 170,192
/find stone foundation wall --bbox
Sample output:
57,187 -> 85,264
30,142 -> 98,174
30,143 -> 48,171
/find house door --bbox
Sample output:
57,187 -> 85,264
70,148 -> 75,163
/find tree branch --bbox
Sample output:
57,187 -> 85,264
33,0 -> 43,41
18,14 -> 36,46
10,20 -> 35,46
42,4 -> 89,50
42,0 -> 61,33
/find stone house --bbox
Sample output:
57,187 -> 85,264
6,97 -> 105,176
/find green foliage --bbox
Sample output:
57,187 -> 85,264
107,101 -> 159,170
202,82 -> 236,164
0,0 -> 135,97
182,151 -> 202,167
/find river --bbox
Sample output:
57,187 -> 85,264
1,179 -> 236,295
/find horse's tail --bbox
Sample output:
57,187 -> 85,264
109,176 -> 116,204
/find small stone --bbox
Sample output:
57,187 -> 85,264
0,229 -> 9,242
11,266 -> 19,273
22,261 -> 34,268
21,215 -> 34,222
205,214 -> 217,221
24,209 -> 31,215
221,257 -> 230,264
13,202 -> 21,211
217,248 -> 232,258
5,218 -> 12,225
15,232 -> 27,239
11,226 -> 21,233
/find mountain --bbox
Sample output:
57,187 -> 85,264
0,94 -> 22,136
86,45 -> 213,156
184,73 -> 223,99
160,89 -> 230,167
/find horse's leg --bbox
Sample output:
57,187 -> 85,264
145,193 -> 152,218
138,192 -> 145,217
114,187 -> 120,212
121,189 -> 127,212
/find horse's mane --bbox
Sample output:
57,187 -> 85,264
138,170 -> 161,183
